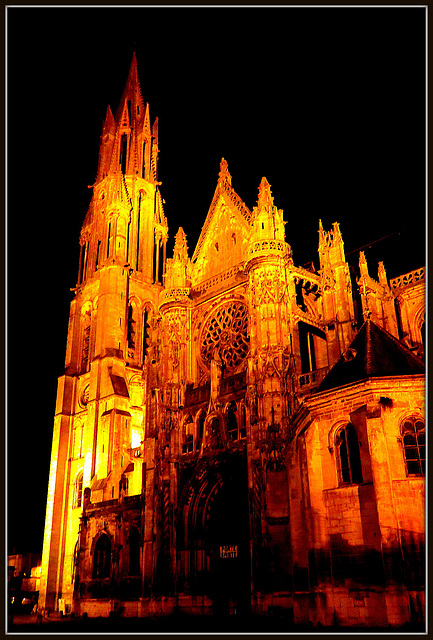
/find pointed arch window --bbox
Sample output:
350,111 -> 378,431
142,309 -> 150,361
93,534 -> 111,579
136,194 -> 142,271
196,411 -> 205,450
73,472 -> 84,508
182,415 -> 194,454
126,221 -> 131,263
127,304 -> 136,357
402,417 -> 425,476
120,134 -> 128,174
142,142 -> 146,178
81,310 -> 92,374
95,240 -> 101,270
336,423 -> 363,485
107,223 -> 112,258
128,527 -> 141,576
240,403 -> 247,439
79,242 -> 88,284
226,401 -> 239,441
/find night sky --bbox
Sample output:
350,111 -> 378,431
7,7 -> 426,554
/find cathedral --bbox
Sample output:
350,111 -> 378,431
39,53 -> 425,628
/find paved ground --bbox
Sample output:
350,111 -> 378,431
7,612 -> 426,634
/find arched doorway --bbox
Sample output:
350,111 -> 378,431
177,452 -> 251,615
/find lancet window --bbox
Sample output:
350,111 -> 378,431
93,534 -> 111,579
95,240 -> 101,270
79,241 -> 89,284
81,310 -> 92,374
196,411 -> 205,450
336,423 -> 363,485
402,416 -> 425,476
120,134 -> 128,174
136,194 -> 142,271
182,415 -> 194,454
127,304 -> 137,358
73,472 -> 84,508
142,309 -> 150,361
107,222 -> 112,258
142,142 -> 146,178
226,402 -> 239,441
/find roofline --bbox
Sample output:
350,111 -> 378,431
305,373 -> 425,404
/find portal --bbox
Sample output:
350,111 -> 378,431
177,452 -> 251,615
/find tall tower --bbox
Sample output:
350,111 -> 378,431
39,53 -> 168,611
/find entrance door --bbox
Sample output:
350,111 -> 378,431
178,454 -> 251,614
204,460 -> 251,616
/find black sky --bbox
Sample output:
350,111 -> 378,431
7,6 -> 426,554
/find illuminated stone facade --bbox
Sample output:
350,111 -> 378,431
39,54 -> 425,627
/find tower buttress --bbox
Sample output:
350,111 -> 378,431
246,178 -> 293,436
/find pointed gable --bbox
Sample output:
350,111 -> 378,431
191,159 -> 252,284
318,319 -> 425,392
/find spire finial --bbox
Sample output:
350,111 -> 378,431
218,158 -> 232,185
257,177 -> 274,210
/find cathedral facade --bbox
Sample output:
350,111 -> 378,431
39,54 -> 425,628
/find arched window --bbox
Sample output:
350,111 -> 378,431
93,534 -> 111,579
226,401 -> 239,441
74,472 -> 84,508
128,527 -> 141,576
142,309 -> 150,361
81,310 -> 92,373
120,134 -> 128,174
336,424 -> 363,485
196,411 -> 205,450
127,303 -> 137,359
402,417 -> 425,476
182,415 -> 194,454
240,403 -> 247,439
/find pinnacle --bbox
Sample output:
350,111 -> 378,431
257,176 -> 274,210
218,158 -> 232,186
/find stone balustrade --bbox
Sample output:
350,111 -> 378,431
390,267 -> 425,290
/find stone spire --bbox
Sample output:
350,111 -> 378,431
115,51 -> 145,125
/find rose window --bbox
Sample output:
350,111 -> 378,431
200,301 -> 249,372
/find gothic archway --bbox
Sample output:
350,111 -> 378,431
177,451 -> 251,614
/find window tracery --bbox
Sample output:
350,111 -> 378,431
200,301 -> 249,372
401,416 -> 425,476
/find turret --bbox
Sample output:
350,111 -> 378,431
251,177 -> 287,243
